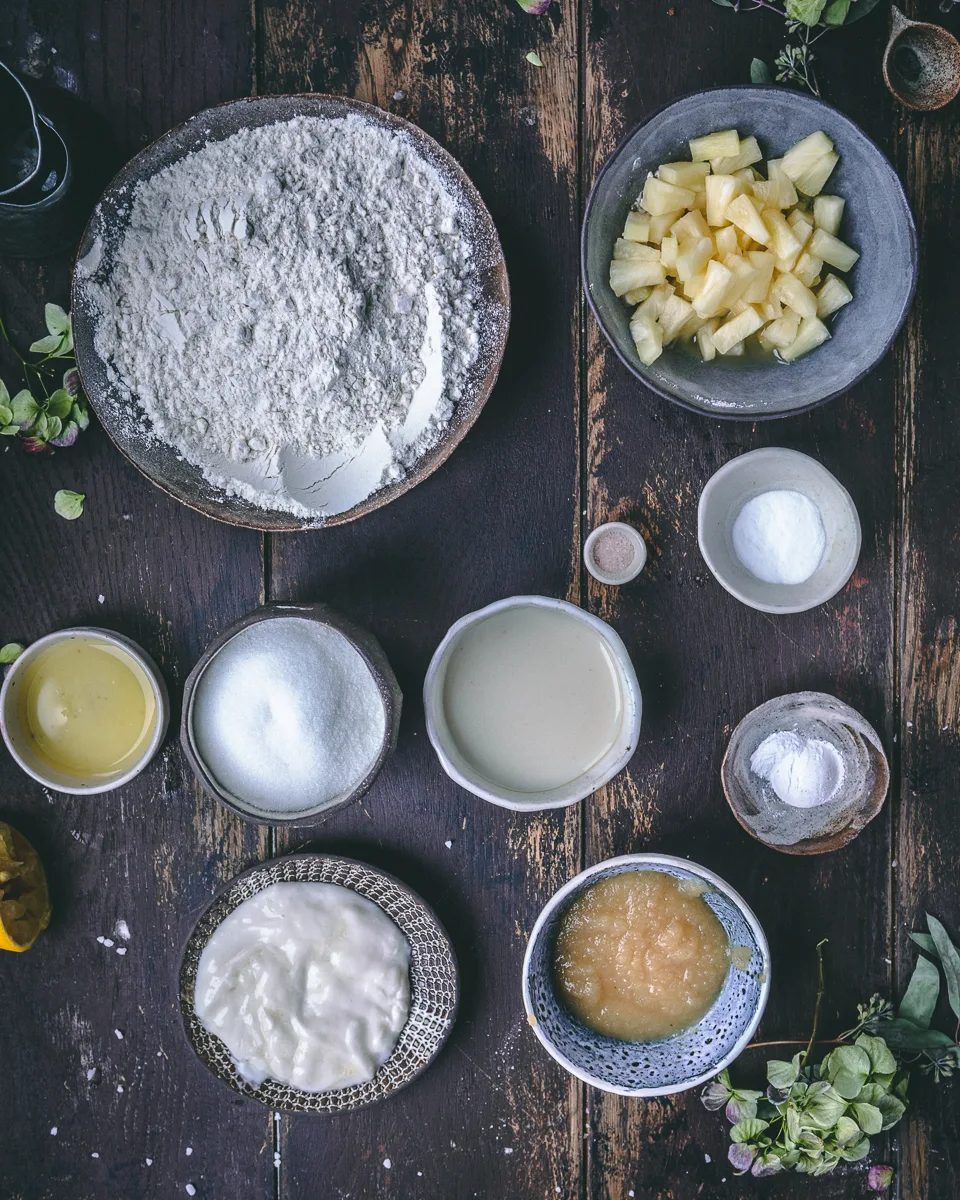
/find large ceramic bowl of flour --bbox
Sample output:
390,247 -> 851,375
71,95 -> 510,530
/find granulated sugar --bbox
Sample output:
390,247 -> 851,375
191,618 -> 386,815
80,115 -> 481,518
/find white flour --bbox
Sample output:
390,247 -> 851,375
81,115 -> 481,518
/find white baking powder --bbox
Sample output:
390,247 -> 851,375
732,489 -> 826,585
749,730 -> 845,808
81,115 -> 481,518
191,618 -> 386,815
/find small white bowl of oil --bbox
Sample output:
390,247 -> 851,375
0,627 -> 169,794
424,596 -> 642,811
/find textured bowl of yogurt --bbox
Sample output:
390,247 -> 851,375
179,853 -> 458,1111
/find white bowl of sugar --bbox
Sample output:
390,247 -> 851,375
697,447 -> 861,615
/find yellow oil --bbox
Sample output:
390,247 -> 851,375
16,637 -> 157,778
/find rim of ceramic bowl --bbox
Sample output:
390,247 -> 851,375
423,596 -> 642,811
581,85 -> 919,421
180,603 -> 402,825
178,852 -> 459,1112
697,447 -> 862,615
583,521 -> 648,586
0,626 -> 170,795
521,853 -> 772,1097
70,93 -> 510,531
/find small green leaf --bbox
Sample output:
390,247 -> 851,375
63,367 -> 81,396
46,388 -> 73,419
72,401 -> 90,432
856,1033 -> 898,1076
911,931 -> 938,956
1,424 -> 19,436
824,0 -> 851,22
0,378 -> 8,406
730,1117 -> 770,1143
0,404 -> 11,426
856,1082 -> 885,1105
832,1114 -> 860,1145
750,58 -> 773,85
767,1056 -> 800,1090
54,489 -> 85,520
0,642 -> 25,664
33,411 -> 49,439
525,51 -> 544,66
44,303 -> 70,337
876,1094 -> 907,1130
851,1101 -> 883,1135
838,1135 -> 871,1163
880,1018 -> 956,1052
899,955 -> 940,1029
45,415 -> 62,440
927,914 -> 960,1019
785,0 -> 828,23
29,332 -> 64,355
10,389 -> 39,427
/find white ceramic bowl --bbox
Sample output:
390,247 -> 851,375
0,627 -> 169,794
423,596 -> 642,811
698,447 -> 861,615
584,522 -> 648,586
522,854 -> 771,1096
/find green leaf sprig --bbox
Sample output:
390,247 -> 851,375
0,305 -> 90,456
54,489 -> 85,521
710,0 -> 884,97
702,940 -> 909,1178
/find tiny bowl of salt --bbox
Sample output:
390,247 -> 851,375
722,691 -> 889,855
697,447 -> 861,615
181,604 -> 401,825
584,522 -> 647,586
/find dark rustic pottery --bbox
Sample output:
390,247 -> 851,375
883,6 -> 960,111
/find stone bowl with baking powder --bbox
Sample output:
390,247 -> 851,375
698,447 -> 861,615
71,94 -> 510,531
522,854 -> 770,1097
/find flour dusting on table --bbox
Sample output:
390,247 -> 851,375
80,115 -> 481,518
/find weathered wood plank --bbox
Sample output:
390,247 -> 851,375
0,4 -> 271,1198
582,5 -> 897,1196
258,1 -> 584,1196
895,4 -> 960,1194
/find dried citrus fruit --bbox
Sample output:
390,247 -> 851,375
0,822 -> 51,952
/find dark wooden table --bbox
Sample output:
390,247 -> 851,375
2,2 -> 958,1197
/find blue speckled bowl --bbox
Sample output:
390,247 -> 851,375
522,854 -> 770,1096
582,87 -> 917,419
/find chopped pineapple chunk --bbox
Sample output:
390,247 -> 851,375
705,174 -> 740,228
623,286 -> 653,306
660,236 -> 679,270
675,236 -> 714,283
689,129 -> 740,162
622,211 -> 652,242
766,160 -> 799,209
779,315 -> 830,361
786,209 -> 813,247
658,294 -> 695,343
721,340 -> 745,357
713,305 -> 764,355
710,136 -> 763,175
772,271 -> 819,319
793,250 -> 824,289
636,282 -> 673,321
696,318 -> 719,361
670,209 -> 711,241
630,313 -> 663,365
657,160 -> 711,188
641,176 -> 696,216
762,209 -> 803,267
648,210 -> 684,244
613,238 -> 661,261
760,309 -> 801,350
714,226 -> 739,257
794,151 -> 839,197
743,250 -> 775,303
781,132 -> 835,182
813,194 -> 845,237
693,259 -> 736,317
808,227 -> 859,272
816,273 -> 854,318
725,194 -> 771,246
609,258 -> 667,296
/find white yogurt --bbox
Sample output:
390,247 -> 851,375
194,882 -> 410,1092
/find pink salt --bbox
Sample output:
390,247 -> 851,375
592,530 -> 635,575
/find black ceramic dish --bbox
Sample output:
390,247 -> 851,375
71,94 -> 510,530
582,86 -> 918,420
180,853 -> 459,1112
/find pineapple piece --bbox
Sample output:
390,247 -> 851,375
609,258 -> 667,296
670,209 -> 711,241
750,178 -> 778,208
722,254 -> 762,307
648,210 -> 685,244
794,151 -> 839,197
658,293 -> 695,343
766,159 -> 799,209
772,271 -> 818,319
624,286 -> 653,306
714,225 -> 739,258
690,189 -> 708,214
721,340 -> 745,357
641,175 -> 696,216
636,282 -> 674,321
808,228 -> 859,272
743,250 -> 775,303
658,160 -> 711,188
712,305 -> 764,355
622,211 -> 652,242
757,296 -> 783,323
732,166 -> 759,184
689,129 -> 740,162
682,272 -> 707,300
704,175 -> 739,228
711,136 -> 763,175
660,236 -> 679,271
813,194 -> 845,236
780,132 -> 835,182
693,259 -> 736,317
779,315 -> 831,361
816,273 -> 854,318
676,236 -> 714,283
786,209 -> 813,247
630,313 -> 664,366
725,194 -> 772,247
614,238 -> 662,261
696,318 -> 719,362
762,209 -> 803,267
760,309 -> 801,350
793,250 -> 824,289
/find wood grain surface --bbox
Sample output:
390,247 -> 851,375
1,1 -> 957,1198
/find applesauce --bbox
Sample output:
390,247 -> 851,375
553,871 -> 730,1041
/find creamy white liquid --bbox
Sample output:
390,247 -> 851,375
441,605 -> 624,792
194,882 -> 410,1093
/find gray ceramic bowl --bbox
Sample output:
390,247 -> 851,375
582,87 -> 917,419
522,854 -> 770,1096
180,852 -> 459,1112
